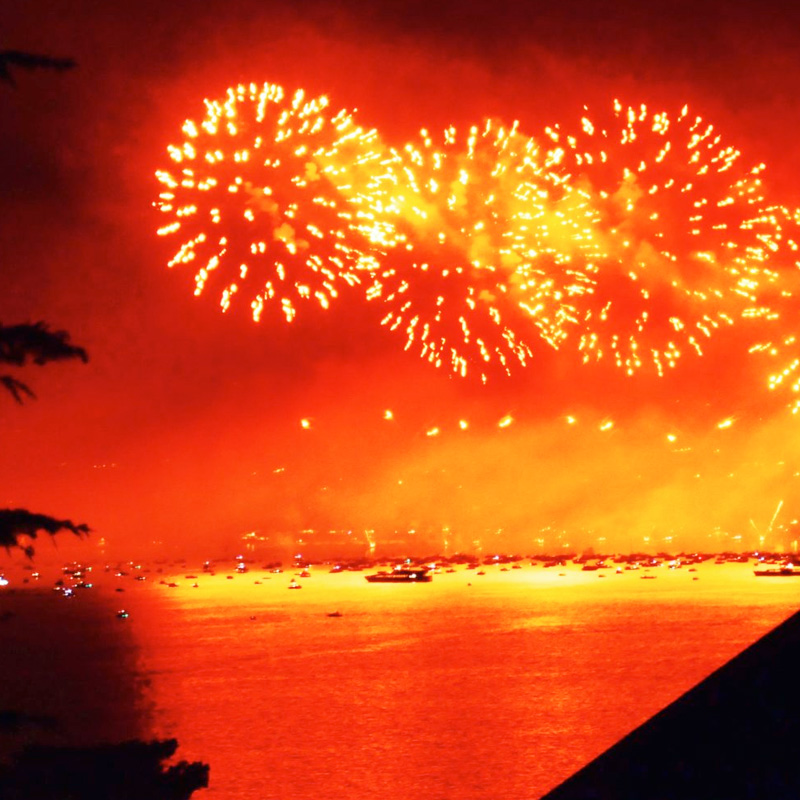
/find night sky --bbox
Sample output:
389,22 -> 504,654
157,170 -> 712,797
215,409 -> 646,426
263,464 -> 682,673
3,0 -> 800,559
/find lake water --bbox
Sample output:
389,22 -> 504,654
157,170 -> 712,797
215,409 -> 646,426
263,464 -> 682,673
1,560 -> 798,799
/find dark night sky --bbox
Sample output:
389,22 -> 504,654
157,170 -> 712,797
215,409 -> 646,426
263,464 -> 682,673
3,0 -> 800,559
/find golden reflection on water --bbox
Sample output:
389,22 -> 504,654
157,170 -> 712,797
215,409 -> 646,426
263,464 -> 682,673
108,562 -> 799,799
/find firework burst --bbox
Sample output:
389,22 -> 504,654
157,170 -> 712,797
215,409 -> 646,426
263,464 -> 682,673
355,120 -> 583,382
535,100 -> 789,375
155,86 -> 800,401
743,203 -> 800,409
155,82 -> 382,323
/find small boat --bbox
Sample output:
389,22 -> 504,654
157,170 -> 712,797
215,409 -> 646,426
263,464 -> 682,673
327,611 -> 343,617
365,566 -> 432,583
754,566 -> 800,577
116,610 -> 129,619
288,580 -> 302,589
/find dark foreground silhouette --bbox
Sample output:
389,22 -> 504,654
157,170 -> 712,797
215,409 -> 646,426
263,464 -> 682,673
0,738 -> 208,800
0,321 -> 88,404
540,607 -> 800,800
0,51 -> 77,87
0,508 -> 90,556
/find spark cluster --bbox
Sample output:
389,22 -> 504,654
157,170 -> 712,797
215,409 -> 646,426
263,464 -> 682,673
357,121 -> 550,383
537,101 -> 796,376
155,82 -> 381,323
156,86 -> 800,405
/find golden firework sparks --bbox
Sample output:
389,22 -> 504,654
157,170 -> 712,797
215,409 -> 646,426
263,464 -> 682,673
356,120 -> 568,382
536,101 -> 791,376
156,82 -> 382,323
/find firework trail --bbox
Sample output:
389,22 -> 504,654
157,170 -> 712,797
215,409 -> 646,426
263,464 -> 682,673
533,100 -> 794,376
155,82 -> 384,323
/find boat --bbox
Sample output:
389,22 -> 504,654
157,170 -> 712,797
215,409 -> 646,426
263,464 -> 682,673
365,566 -> 432,583
754,566 -> 800,577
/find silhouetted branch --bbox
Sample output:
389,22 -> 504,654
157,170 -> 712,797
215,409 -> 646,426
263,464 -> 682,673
0,509 -> 90,558
0,51 -> 77,87
0,375 -> 35,404
0,322 -> 88,403
0,738 -> 209,800
0,322 -> 88,367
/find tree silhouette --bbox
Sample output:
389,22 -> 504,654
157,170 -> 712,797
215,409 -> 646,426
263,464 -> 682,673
0,509 -> 90,558
0,321 -> 89,403
0,49 -> 210,799
0,739 -> 209,800
1,323 -> 90,554
0,51 -> 77,87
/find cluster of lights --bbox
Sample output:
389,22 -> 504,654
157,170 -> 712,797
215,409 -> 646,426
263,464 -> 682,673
156,85 -> 800,405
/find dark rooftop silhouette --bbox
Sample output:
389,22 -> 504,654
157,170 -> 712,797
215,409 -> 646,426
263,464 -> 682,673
540,607 -> 800,800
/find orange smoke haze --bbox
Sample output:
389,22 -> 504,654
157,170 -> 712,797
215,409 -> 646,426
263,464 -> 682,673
3,0 -> 800,560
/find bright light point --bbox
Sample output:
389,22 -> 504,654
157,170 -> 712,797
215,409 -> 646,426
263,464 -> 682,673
498,415 -> 514,428
667,434 -> 677,443
459,419 -> 469,430
300,418 -> 311,430
599,420 -> 614,432
717,417 -> 735,430
426,427 -> 440,437
383,409 -> 394,420
566,416 -> 577,425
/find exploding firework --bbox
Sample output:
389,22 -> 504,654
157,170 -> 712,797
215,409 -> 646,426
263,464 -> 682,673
155,82 -> 384,323
744,203 -> 800,410
534,101 -> 792,376
355,120 -> 586,382
155,87 -> 800,398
